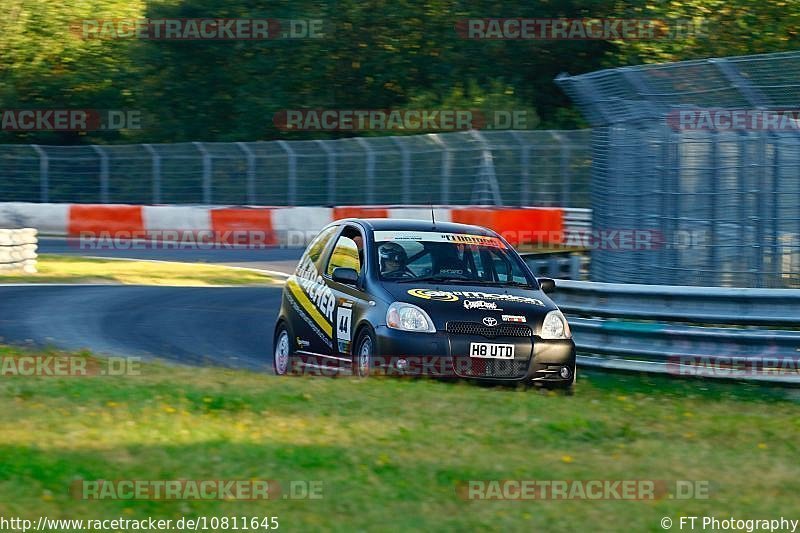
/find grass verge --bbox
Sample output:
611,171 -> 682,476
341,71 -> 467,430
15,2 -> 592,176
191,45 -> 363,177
0,345 -> 798,530
0,255 -> 279,286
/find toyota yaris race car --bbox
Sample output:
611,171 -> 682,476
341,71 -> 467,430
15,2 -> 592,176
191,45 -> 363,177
273,218 -> 576,389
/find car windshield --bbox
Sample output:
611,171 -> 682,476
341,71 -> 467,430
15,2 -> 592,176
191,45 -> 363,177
374,230 -> 534,287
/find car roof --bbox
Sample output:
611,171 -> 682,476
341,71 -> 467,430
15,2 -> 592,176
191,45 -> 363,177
338,218 -> 497,236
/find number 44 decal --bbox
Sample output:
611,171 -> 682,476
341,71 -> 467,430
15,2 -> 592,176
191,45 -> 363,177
336,307 -> 353,341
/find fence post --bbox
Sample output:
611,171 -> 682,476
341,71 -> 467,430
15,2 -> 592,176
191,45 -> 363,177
658,127 -> 674,285
709,58 -> 770,108
315,140 -> 336,205
569,254 -> 581,280
510,131 -> 530,206
91,145 -> 110,203
355,137 -> 376,204
429,134 -> 451,204
143,144 -> 161,204
768,133 -> 781,283
469,130 -> 502,206
276,140 -> 297,206
193,141 -> 212,205
709,132 -> 720,286
550,131 -> 572,207
620,67 -> 660,120
737,132 -> 755,287
31,145 -> 49,203
390,137 -> 412,204
236,142 -> 257,205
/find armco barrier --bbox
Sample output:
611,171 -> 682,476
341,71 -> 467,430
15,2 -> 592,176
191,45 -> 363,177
0,228 -> 38,273
521,252 -> 588,281
0,203 -> 574,247
553,280 -> 800,383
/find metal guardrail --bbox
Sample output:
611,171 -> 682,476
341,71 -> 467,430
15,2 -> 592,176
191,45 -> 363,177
521,253 -> 588,281
553,280 -> 800,383
0,228 -> 38,273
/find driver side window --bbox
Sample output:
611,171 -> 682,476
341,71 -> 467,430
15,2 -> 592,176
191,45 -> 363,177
326,235 -> 362,276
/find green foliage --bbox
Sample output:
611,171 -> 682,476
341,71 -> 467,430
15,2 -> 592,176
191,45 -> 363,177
0,0 -> 796,144
608,0 -> 800,64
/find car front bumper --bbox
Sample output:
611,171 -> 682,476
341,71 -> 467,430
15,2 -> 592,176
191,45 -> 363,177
373,325 -> 576,385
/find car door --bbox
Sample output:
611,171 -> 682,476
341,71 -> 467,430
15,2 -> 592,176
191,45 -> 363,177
286,225 -> 339,357
322,224 -> 371,368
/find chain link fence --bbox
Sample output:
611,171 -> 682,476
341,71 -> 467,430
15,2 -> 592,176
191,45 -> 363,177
0,130 -> 591,208
557,50 -> 800,289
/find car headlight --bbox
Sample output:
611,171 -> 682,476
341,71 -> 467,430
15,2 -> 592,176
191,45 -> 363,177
541,310 -> 572,339
386,302 -> 436,333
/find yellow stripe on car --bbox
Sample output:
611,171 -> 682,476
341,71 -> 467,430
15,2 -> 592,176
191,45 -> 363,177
286,276 -> 333,337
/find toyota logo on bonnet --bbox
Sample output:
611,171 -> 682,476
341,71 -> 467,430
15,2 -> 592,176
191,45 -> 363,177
482,317 -> 498,327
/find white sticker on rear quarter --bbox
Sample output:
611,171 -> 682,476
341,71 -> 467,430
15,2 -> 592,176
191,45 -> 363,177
336,307 -> 353,341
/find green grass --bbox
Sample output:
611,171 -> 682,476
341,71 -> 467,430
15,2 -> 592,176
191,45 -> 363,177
0,255 -> 279,286
0,345 -> 798,531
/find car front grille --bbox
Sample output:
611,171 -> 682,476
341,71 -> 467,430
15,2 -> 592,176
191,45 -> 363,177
446,321 -> 532,339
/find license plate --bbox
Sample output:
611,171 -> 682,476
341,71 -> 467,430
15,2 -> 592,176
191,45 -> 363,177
469,342 -> 515,359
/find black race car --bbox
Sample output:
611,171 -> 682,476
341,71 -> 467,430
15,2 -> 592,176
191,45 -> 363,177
273,218 -> 576,389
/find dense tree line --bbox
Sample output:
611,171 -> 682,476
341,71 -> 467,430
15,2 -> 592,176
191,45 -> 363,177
0,0 -> 797,144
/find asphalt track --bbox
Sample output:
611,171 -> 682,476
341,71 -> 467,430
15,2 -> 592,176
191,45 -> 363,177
1,239 -> 302,370
0,285 -> 283,370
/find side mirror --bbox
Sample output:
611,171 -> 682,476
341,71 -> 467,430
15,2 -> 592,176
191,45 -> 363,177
537,277 -> 556,294
332,267 -> 359,285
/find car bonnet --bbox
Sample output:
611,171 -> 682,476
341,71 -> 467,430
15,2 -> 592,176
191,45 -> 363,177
381,282 -> 558,327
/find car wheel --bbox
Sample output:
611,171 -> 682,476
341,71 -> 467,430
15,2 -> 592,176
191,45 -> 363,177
273,323 -> 294,376
353,328 -> 375,377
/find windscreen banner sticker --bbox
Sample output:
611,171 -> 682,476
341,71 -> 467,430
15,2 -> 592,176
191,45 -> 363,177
287,254 -> 335,339
373,230 -> 506,248
407,288 -> 544,307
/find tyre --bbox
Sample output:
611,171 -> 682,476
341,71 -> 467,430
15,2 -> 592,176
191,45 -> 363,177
353,328 -> 376,377
273,323 -> 294,376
